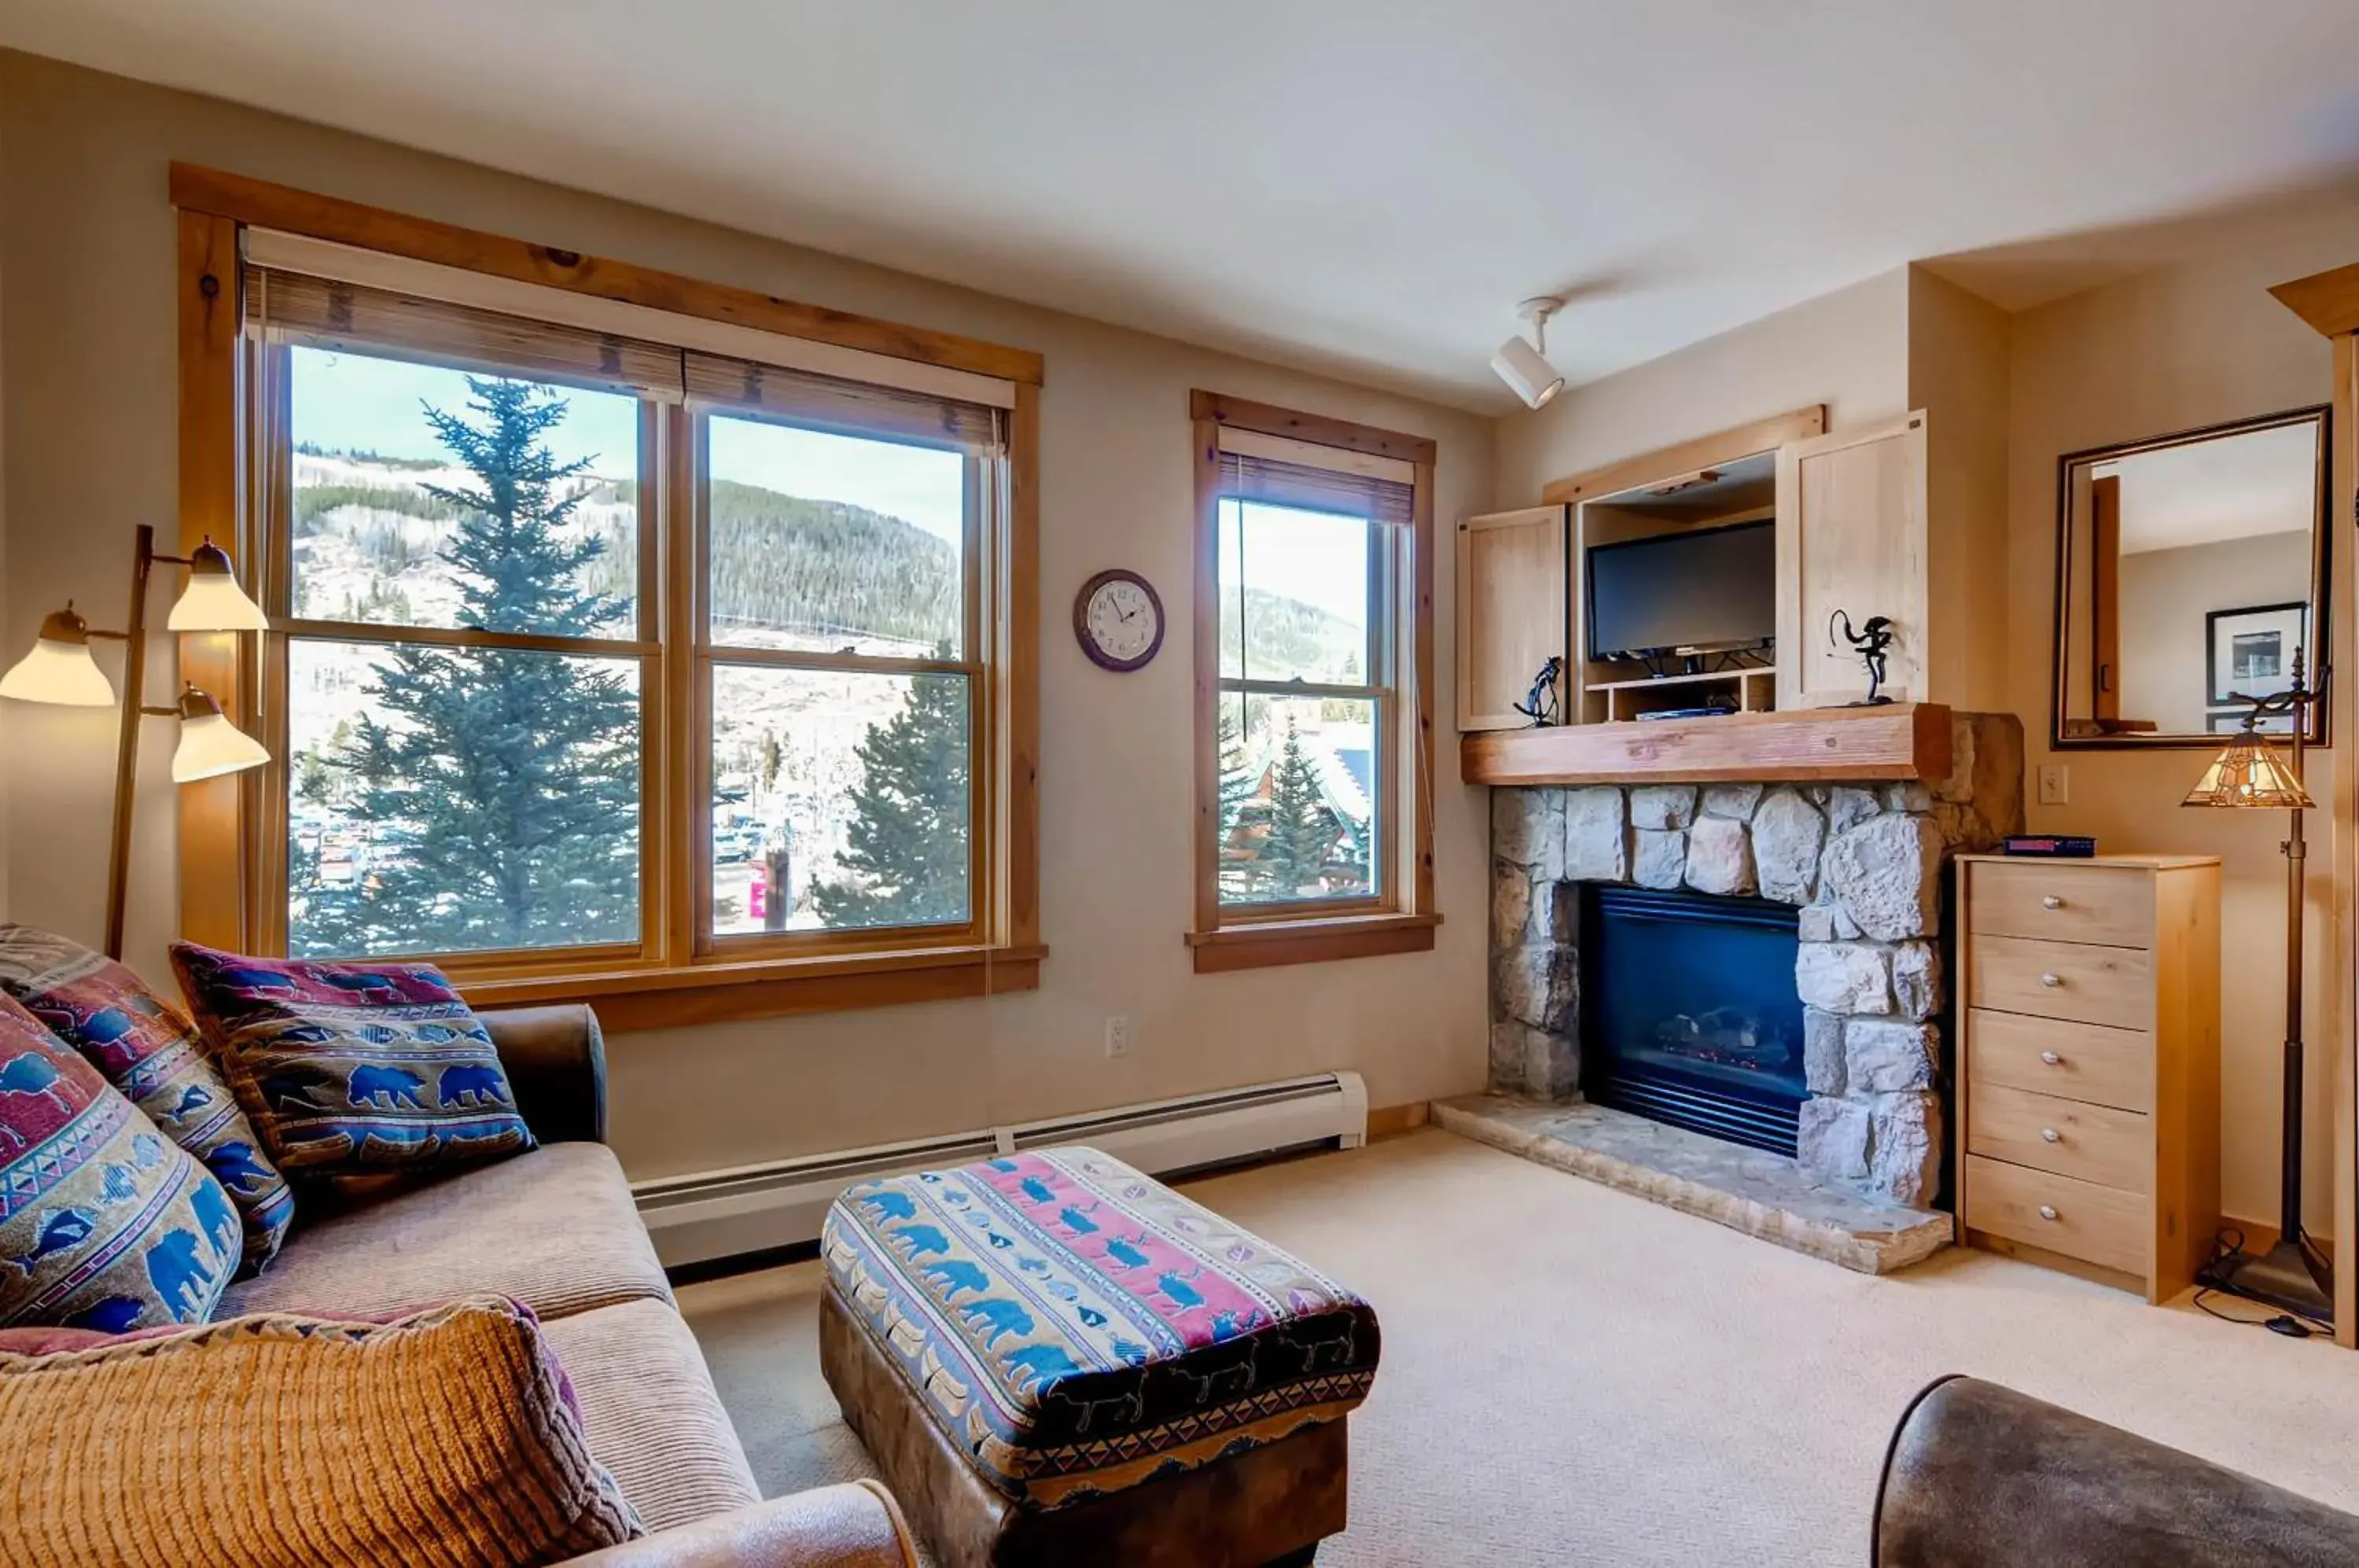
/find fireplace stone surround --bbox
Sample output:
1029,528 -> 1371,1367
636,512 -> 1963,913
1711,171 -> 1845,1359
1485,712 -> 2025,1209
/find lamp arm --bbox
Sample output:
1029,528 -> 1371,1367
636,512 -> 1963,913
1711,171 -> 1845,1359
101,524 -> 157,960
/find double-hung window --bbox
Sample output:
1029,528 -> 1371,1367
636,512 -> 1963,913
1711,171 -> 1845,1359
1187,392 -> 1440,972
178,171 -> 1040,1025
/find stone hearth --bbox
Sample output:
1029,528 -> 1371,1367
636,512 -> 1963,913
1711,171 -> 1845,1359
1488,712 -> 2023,1213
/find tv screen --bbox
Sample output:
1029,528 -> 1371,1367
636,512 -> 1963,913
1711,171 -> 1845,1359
1587,519 -> 1776,661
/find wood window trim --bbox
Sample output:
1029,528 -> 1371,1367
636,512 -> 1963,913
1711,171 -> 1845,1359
1187,391 -> 1439,974
170,164 -> 1043,386
173,172 -> 1043,1027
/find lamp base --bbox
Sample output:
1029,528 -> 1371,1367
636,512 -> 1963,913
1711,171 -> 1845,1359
2199,1235 -> 2335,1327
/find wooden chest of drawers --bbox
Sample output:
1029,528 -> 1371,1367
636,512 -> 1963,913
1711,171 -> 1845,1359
1955,854 -> 2221,1303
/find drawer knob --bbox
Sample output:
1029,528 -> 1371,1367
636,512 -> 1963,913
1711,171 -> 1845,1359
2041,1050 -> 2062,1066
2040,972 -> 2063,988
2041,1127 -> 2060,1143
2042,895 -> 2065,910
2038,1205 -> 2059,1221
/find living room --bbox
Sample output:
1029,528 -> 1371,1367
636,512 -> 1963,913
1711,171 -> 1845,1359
2,6 -> 2359,1565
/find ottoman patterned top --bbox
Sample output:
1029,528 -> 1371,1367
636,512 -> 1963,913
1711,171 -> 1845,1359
823,1146 -> 1380,1511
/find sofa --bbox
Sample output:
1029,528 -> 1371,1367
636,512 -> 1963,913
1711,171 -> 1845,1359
211,1000 -> 917,1568
1874,1374 -> 2359,1567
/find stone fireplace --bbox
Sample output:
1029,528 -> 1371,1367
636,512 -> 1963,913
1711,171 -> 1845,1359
1480,712 -> 2024,1214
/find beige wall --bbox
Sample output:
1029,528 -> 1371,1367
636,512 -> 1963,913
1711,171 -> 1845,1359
2114,531 -> 2314,735
1908,267 -> 2013,714
2003,197 -> 2359,1231
0,53 -> 1496,1181
1491,267 -> 1911,506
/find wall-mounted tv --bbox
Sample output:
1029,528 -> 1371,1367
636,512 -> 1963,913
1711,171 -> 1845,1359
1586,518 -> 1776,661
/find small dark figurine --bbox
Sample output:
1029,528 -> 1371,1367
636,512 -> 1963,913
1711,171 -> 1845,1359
1513,657 -> 1562,727
1828,610 -> 1897,705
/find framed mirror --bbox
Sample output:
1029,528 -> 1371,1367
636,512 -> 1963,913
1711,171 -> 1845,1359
2052,406 -> 2331,749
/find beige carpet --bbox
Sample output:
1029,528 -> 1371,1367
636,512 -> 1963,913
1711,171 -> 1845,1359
679,1128 -> 2359,1566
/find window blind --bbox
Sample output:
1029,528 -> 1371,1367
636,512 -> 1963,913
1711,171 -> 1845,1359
245,266 -> 684,400
245,265 -> 1005,455
1217,450 -> 1414,527
683,351 -> 1003,452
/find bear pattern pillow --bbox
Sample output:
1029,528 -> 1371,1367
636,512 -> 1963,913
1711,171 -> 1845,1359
169,944 -> 533,1195
0,925 -> 293,1275
0,995 -> 238,1331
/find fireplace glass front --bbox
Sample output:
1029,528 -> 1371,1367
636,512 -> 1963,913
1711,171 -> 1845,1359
1579,884 -> 1805,1156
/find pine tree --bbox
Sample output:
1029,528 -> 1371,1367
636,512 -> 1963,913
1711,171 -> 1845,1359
290,377 -> 640,957
809,649 -> 969,929
1255,716 -> 1338,898
1216,703 -> 1266,900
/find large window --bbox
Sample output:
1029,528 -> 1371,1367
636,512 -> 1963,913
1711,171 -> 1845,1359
1187,392 -> 1440,973
176,180 -> 1041,1025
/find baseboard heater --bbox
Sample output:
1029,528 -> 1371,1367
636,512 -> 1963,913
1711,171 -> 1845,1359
631,1071 -> 1368,1267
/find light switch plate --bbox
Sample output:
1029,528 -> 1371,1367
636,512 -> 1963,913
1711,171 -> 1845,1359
2037,763 -> 2069,805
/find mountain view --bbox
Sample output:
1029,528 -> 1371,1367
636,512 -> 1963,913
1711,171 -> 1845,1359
285,442 -> 1367,941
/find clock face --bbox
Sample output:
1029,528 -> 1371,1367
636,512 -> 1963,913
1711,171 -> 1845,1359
1076,570 -> 1164,671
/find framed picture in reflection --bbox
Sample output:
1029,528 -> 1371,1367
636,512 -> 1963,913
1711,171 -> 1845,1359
2206,601 -> 2307,709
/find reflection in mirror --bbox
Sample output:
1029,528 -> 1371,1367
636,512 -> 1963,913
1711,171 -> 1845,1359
2055,407 -> 2328,747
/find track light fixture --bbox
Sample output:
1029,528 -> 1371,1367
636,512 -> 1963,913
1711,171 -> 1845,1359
1492,296 -> 1567,410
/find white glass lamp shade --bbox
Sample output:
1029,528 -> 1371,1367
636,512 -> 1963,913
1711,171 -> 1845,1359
166,539 -> 268,632
171,686 -> 270,783
1492,333 -> 1565,410
0,606 -> 116,706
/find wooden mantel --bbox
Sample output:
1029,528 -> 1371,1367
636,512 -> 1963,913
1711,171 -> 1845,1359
1461,703 -> 1952,786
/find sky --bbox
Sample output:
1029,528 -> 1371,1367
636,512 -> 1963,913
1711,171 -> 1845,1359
1220,499 -> 1373,628
289,346 -> 966,543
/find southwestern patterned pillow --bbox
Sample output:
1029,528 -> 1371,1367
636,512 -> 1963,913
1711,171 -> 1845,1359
0,925 -> 293,1275
169,943 -> 533,1195
0,996 -> 238,1331
0,1294 -> 642,1565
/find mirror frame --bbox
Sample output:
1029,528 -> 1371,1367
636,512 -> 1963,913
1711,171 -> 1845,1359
2050,404 -> 2333,750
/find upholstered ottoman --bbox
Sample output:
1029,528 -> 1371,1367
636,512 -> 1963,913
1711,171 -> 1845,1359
820,1147 -> 1379,1568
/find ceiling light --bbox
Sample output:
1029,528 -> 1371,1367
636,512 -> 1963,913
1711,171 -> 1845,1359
1492,296 -> 1566,410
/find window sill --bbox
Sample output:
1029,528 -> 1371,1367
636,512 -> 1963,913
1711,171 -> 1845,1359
1183,912 -> 1441,974
457,943 -> 1047,1031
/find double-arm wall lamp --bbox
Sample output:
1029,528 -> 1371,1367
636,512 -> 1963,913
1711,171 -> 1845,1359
1,524 -> 269,959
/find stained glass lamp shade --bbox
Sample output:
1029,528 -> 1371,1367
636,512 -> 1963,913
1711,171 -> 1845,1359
2181,725 -> 2314,810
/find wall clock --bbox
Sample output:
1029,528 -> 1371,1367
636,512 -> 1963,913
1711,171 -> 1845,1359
1074,569 -> 1165,672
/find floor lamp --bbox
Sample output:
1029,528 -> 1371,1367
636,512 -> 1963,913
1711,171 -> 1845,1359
2181,651 -> 2332,1326
0,524 -> 271,959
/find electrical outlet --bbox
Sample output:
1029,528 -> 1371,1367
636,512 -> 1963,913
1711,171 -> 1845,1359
2037,763 -> 2069,805
1104,1016 -> 1132,1058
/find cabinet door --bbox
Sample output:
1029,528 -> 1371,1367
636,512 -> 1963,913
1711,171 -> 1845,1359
1776,413 -> 1929,709
1456,506 -> 1568,731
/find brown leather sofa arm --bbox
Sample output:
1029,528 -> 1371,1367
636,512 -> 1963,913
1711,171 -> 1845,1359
479,1003 -> 608,1146
1874,1375 -> 2359,1567
566,1482 -> 918,1568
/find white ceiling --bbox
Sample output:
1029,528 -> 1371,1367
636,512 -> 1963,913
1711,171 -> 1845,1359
2095,420 -> 2324,554
5,1 -> 2358,410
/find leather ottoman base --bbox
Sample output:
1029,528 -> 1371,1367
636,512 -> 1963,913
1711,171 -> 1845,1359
820,1282 -> 1347,1568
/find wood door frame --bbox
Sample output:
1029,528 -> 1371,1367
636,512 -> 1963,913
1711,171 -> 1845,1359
2272,263 -> 2359,1345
